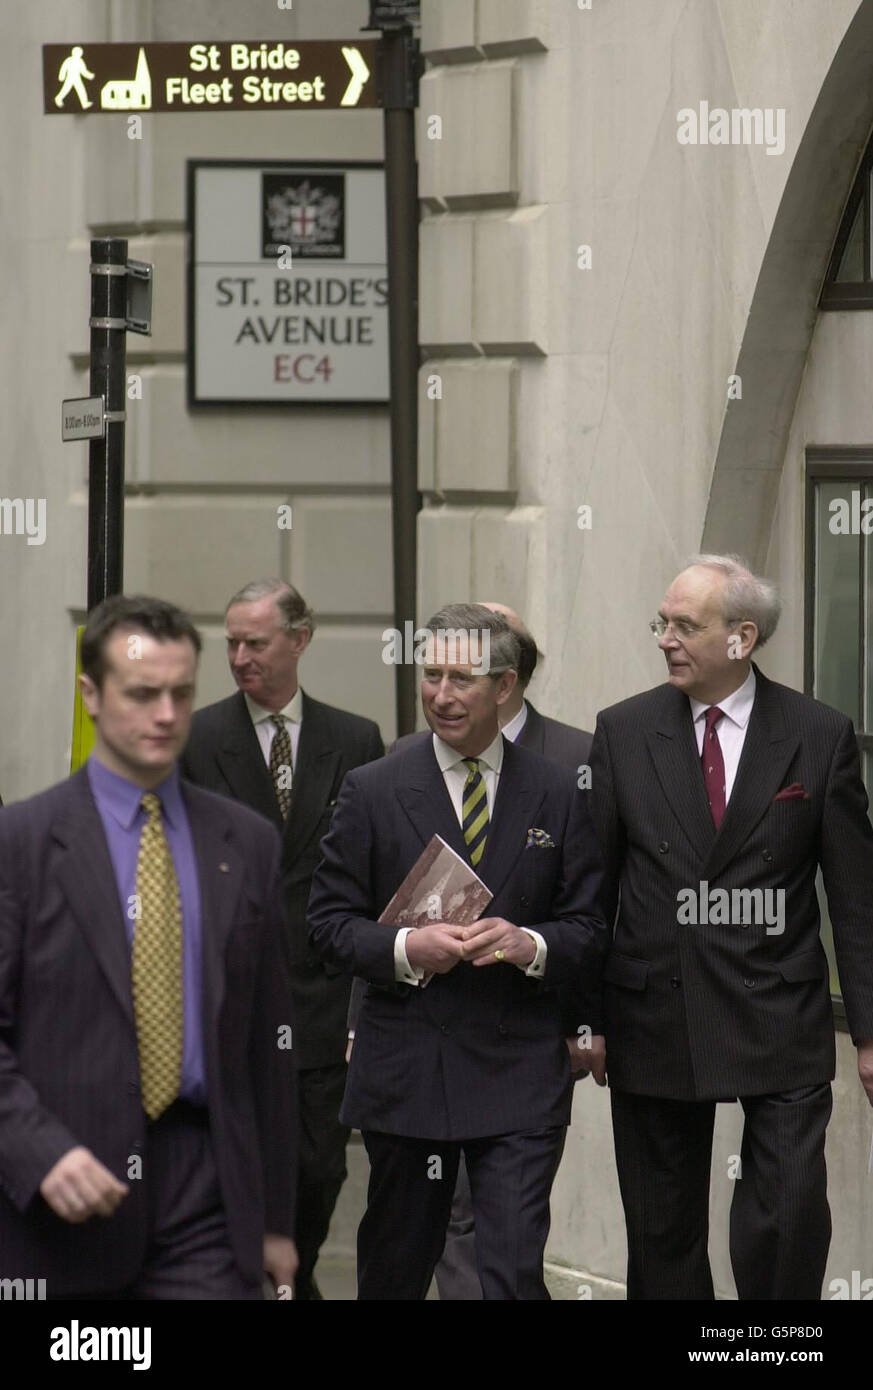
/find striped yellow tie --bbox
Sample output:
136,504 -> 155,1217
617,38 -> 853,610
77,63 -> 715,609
131,793 -> 183,1120
462,758 -> 489,868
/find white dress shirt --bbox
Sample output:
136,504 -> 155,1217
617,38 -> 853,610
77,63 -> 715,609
394,728 -> 547,984
244,686 -> 303,768
688,666 -> 756,804
501,700 -> 529,744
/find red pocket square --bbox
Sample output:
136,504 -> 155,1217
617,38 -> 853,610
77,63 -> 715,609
773,783 -> 808,801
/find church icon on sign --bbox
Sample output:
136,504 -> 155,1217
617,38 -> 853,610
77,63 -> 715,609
101,47 -> 152,110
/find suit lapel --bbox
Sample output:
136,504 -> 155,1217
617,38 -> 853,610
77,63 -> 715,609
396,738 -> 470,864
701,668 -> 800,882
182,783 -> 245,1037
283,694 -> 342,869
644,687 -> 716,863
53,770 -> 134,1026
476,738 -> 544,901
215,692 -> 282,827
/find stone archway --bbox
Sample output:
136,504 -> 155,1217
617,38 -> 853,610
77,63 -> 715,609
702,0 -> 873,567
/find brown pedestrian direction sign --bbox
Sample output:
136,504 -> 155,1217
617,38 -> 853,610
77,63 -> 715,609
43,40 -> 377,113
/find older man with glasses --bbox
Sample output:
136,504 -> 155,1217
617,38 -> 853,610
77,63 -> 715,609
590,553 -> 873,1301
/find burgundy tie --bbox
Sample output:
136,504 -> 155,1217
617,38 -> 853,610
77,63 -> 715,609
702,706 -> 726,828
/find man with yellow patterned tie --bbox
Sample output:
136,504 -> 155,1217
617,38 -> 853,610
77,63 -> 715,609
0,595 -> 298,1299
308,604 -> 608,1299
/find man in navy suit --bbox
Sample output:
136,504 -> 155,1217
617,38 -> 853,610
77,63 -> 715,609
308,604 -> 607,1299
381,599 -> 598,1299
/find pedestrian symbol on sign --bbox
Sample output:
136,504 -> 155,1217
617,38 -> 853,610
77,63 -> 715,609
54,47 -> 95,109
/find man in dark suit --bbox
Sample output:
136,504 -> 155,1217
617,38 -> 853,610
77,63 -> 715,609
181,578 -> 383,1300
308,603 -> 607,1299
386,600 -> 598,1299
0,595 -> 297,1299
591,554 -> 873,1301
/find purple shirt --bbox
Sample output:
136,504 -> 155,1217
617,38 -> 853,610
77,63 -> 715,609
87,755 -> 206,1105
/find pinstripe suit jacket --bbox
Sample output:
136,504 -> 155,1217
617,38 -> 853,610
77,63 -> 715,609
307,735 -> 608,1139
0,766 -> 297,1295
590,664 -> 873,1100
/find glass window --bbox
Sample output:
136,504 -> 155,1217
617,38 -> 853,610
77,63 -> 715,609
835,198 -> 864,283
813,480 -> 861,724
821,131 -> 873,306
807,460 -> 873,1019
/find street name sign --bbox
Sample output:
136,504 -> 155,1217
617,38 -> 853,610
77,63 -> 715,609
189,161 -> 388,405
43,41 -> 377,113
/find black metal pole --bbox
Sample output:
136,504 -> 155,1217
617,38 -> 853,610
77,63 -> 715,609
379,28 -> 420,736
87,237 -> 128,609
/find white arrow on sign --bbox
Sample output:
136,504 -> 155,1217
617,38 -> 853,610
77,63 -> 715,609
341,46 -> 370,107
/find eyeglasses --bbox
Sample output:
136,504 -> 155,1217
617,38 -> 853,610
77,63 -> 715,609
650,617 -> 704,641
650,617 -> 740,641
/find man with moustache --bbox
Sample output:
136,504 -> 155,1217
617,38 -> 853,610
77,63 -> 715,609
181,579 -> 383,1300
0,595 -> 297,1298
308,603 -> 607,1299
591,554 -> 873,1300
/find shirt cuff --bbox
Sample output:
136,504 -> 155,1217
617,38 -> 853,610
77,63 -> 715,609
394,927 -> 425,985
520,929 -> 547,978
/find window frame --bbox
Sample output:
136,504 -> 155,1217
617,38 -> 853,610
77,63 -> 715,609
803,447 -> 873,1029
820,146 -> 873,309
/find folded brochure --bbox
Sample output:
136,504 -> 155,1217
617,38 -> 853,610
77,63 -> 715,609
378,834 -> 493,986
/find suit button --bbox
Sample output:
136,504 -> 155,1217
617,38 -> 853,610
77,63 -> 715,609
127,1082 -> 139,1096
520,896 -> 529,907
762,850 -> 773,862
659,841 -> 669,854
497,1025 -> 507,1036
670,976 -> 680,989
440,1024 -> 449,1034
744,977 -> 756,988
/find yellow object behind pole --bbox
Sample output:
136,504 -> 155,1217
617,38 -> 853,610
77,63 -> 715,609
70,625 -> 95,772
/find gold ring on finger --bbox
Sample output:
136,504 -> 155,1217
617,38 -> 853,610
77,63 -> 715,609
494,949 -> 505,961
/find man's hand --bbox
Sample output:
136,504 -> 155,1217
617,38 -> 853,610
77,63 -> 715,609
566,1033 -> 607,1084
39,1147 -> 129,1223
857,1039 -> 873,1106
405,923 -> 467,975
460,917 -> 536,968
264,1234 -> 298,1296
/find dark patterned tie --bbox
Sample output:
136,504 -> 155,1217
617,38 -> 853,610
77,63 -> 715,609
132,793 -> 183,1120
702,706 -> 726,828
462,758 -> 489,868
270,715 -> 293,818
